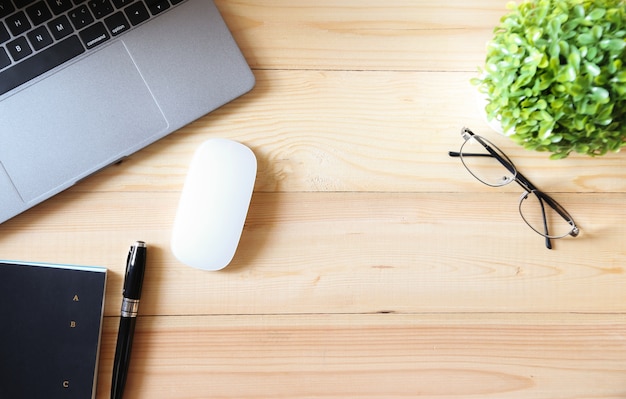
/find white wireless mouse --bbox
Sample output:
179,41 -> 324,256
171,139 -> 257,271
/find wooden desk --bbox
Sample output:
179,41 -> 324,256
2,1 -> 625,397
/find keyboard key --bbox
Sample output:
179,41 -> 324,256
170,0 -> 184,4
0,35 -> 85,96
111,0 -> 133,8
79,21 -> 109,49
6,11 -> 32,36
26,1 -> 53,25
146,0 -> 168,15
0,22 -> 9,44
0,47 -> 11,69
124,1 -> 149,25
27,25 -> 53,50
0,0 -> 15,18
14,0 -> 37,7
88,0 -> 114,18
104,11 -> 129,36
46,0 -> 73,15
68,4 -> 94,29
48,15 -> 74,40
6,36 -> 32,61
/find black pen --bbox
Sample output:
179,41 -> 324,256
111,241 -> 147,399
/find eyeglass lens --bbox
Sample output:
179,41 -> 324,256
459,135 -> 516,187
519,191 -> 577,239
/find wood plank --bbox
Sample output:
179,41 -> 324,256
96,313 -> 626,398
1,192 -> 624,315
216,0 -> 508,71
57,70 -> 626,194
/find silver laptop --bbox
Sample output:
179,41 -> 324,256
0,0 -> 255,224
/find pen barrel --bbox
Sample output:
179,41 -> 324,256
111,317 -> 137,399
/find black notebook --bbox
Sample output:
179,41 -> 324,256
0,261 -> 107,399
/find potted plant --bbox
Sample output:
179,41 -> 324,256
472,0 -> 626,159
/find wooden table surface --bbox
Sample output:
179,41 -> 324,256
2,1 -> 625,397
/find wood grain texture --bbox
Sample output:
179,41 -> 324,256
66,70 -> 626,194
0,1 -> 624,398
216,0 -> 507,71
96,314 -> 626,398
1,191 -> 624,316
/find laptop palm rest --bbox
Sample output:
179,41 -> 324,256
0,41 -> 168,203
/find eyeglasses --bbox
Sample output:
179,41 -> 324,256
449,127 -> 579,249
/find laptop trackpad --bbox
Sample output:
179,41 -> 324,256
0,41 -> 168,203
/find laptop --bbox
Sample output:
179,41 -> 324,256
0,0 -> 255,224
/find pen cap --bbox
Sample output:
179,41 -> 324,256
123,241 -> 147,300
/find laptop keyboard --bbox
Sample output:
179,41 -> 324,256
0,0 -> 184,96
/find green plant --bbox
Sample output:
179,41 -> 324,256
472,0 -> 626,159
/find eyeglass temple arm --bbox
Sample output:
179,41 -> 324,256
449,151 -> 491,157
535,196 -> 553,249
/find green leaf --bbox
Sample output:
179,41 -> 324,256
590,86 -> 610,102
587,8 -> 607,21
568,48 -> 581,70
573,5 -> 585,19
536,99 -> 548,110
606,8 -> 622,24
559,40 -> 570,56
596,103 -> 614,121
575,143 -> 590,154
470,77 -> 483,86
550,152 -> 569,160
592,26 -> 604,40
594,72 -> 610,86
586,46 -> 598,61
599,39 -> 626,51
613,71 -> 626,83
584,62 -> 601,76
551,98 -> 565,109
577,33 -> 596,45
556,65 -> 577,82
540,110 -> 554,121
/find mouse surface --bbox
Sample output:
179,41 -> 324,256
171,139 -> 257,271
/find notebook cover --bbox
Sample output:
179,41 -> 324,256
0,261 -> 107,399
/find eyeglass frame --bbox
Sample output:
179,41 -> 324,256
449,127 -> 579,249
